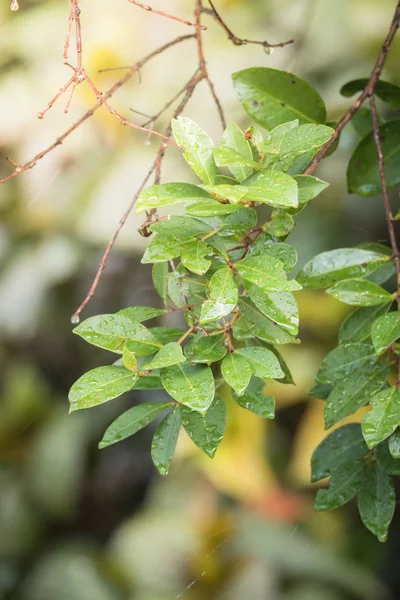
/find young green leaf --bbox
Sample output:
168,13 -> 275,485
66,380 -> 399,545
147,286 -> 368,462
315,460 -> 366,511
219,121 -> 259,181
221,352 -> 252,396
186,200 -> 242,217
375,439 -> 400,475
181,241 -> 211,275
246,283 -> 299,335
297,248 -> 390,289
232,68 -> 326,130
161,362 -> 215,414
236,346 -> 284,379
315,343 -> 377,385
237,255 -> 301,292
180,395 -> 226,458
151,406 -> 181,476
172,117 -> 217,185
327,279 -> 394,307
249,238 -> 297,271
294,175 -> 329,204
190,334 -> 227,364
242,170 -> 299,208
239,296 -> 299,345
279,124 -> 334,156
69,366 -> 138,412
135,182 -> 213,215
389,431 -> 400,458
347,120 -> 400,196
142,342 -> 186,371
200,266 -> 238,324
362,387 -> 400,448
339,303 -> 392,345
203,183 -> 248,205
117,306 -> 166,322
261,120 -> 299,155
73,314 -> 162,355
265,211 -> 295,237
122,345 -> 138,372
311,424 -> 368,482
213,147 -> 260,176
371,312 -> 400,356
152,262 -> 169,304
99,401 -> 173,449
324,363 -> 390,428
233,378 -> 275,418
357,462 -> 395,543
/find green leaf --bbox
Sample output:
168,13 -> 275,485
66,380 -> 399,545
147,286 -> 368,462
351,107 -> 374,138
203,183 -> 248,204
161,362 -> 215,414
151,327 -> 186,345
186,200 -> 242,217
172,117 -> 217,185
117,306 -> 166,322
69,366 -> 138,412
151,407 -> 181,475
327,279 -> 394,307
308,382 -> 333,400
232,68 -> 326,129
279,124 -> 334,156
142,217 -> 212,263
249,238 -> 297,271
261,120 -> 299,155
200,266 -> 238,324
315,460 -> 366,511
221,353 -> 252,396
362,387 -> 400,448
246,283 -> 299,335
311,424 -> 368,482
341,79 -> 400,110
265,211 -> 295,237
294,175 -> 329,204
142,342 -> 186,370
242,170 -> 299,208
236,346 -> 284,379
239,296 -> 299,345
73,314 -> 162,355
181,241 -> 211,275
99,401 -> 173,449
152,263 -> 169,304
375,439 -> 400,475
324,363 -> 390,428
122,345 -> 138,372
180,395 -> 226,458
219,207 -> 258,235
357,462 -> 395,542
214,148 -> 259,177
219,121 -> 259,181
339,303 -> 392,344
316,343 -> 377,385
190,334 -> 227,364
389,431 -> 400,458
233,378 -> 275,418
371,312 -> 400,356
237,255 -> 301,292
135,182 -> 212,215
297,248 -> 390,289
131,374 -> 163,390
347,120 -> 400,196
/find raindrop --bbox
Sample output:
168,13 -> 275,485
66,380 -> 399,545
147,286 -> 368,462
71,314 -> 80,325
10,0 -> 19,10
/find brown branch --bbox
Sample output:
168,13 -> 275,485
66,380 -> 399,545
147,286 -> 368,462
205,0 -> 294,49
126,0 -> 207,30
304,0 -> 400,176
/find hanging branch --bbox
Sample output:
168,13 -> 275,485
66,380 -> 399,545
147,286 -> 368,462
126,0 -> 206,30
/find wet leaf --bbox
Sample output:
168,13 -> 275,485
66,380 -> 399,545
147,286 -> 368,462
161,362 -> 215,414
362,387 -> 400,448
181,241 -> 211,275
219,207 -> 258,235
242,170 -> 299,208
261,120 -> 299,154
375,439 -> 400,475
237,255 -> 301,292
357,461 -> 395,542
122,345 -> 138,372
246,283 -> 299,335
221,353 -> 252,396
339,303 -> 392,344
311,424 -> 368,482
151,327 -> 186,345
315,460 -> 366,511
135,182 -> 212,214
69,366 -> 138,412
142,342 -> 186,370
249,237 -> 297,271
371,312 -> 400,356
316,343 -> 377,385
279,124 -> 334,156
236,346 -> 284,379
180,395 -> 226,458
203,183 -> 249,204
152,263 -> 169,304
389,431 -> 400,458
190,334 -> 227,363
294,175 -> 329,204
265,211 -> 295,237
200,266 -> 238,324
219,121 -> 259,181
341,79 -> 400,110
117,306 -> 166,322
172,117 -> 217,184
327,279 -> 394,306
233,377 -> 275,418
186,200 -> 242,217
151,406 -> 181,475
239,296 -> 299,345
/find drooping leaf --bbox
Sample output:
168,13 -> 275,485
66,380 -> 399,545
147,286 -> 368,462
347,120 -> 400,196
316,343 -> 377,385
180,395 -> 226,458
200,266 -> 238,324
161,362 -> 215,414
99,401 -> 173,448
73,314 -> 162,355
294,175 -> 329,204
371,312 -> 400,356
135,182 -> 213,215
152,263 -> 169,304
265,211 -> 295,237
357,461 -> 395,542
236,346 -> 284,380
389,431 -> 400,458
221,352 -> 252,396
219,121 -> 260,181
327,279 -> 394,307
239,296 -> 299,345
308,382 -> 333,400
69,366 -> 138,412
142,342 -> 186,370
315,460 -> 366,511
190,334 -> 227,364
172,117 -> 217,184
339,303 -> 392,344
324,363 -> 390,428
375,439 -> 400,475
311,424 -> 368,482
186,200 -> 242,217
233,377 -> 275,418
362,387 -> 400,448
117,306 -> 166,322
246,283 -> 299,335
151,406 -> 181,475
341,79 -> 400,110
242,170 -> 299,208
181,241 -> 211,275
249,237 -> 297,271
232,68 -> 326,130
297,248 -> 390,289
237,255 -> 301,292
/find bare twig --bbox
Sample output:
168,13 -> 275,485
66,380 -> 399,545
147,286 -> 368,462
205,0 -> 294,49
126,0 -> 207,30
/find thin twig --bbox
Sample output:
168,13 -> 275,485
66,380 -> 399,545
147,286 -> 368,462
206,0 -> 294,49
126,0 -> 207,30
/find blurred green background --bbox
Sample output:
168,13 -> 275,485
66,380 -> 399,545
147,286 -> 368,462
1,0 -> 400,598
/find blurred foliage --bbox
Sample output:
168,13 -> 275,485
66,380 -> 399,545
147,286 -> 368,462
1,0 -> 400,598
